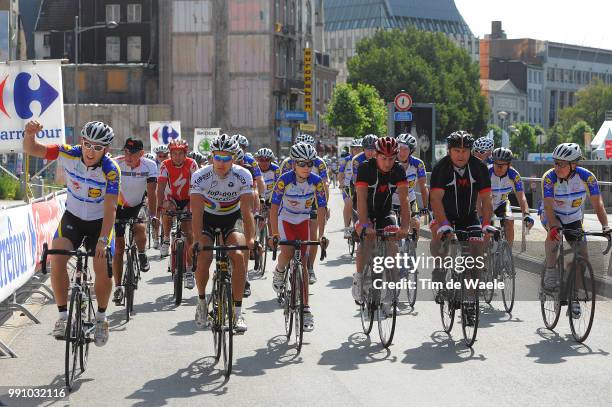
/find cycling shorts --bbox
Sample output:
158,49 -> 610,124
166,198 -> 190,211
115,204 -> 143,238
54,210 -> 115,256
202,210 -> 242,241
279,219 -> 310,257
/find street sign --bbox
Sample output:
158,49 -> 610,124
434,144 -> 447,161
300,123 -> 316,132
394,92 -> 412,111
394,111 -> 413,122
193,128 -> 220,154
277,127 -> 293,142
606,140 -> 612,159
277,110 -> 308,121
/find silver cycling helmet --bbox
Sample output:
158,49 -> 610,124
81,121 -> 114,146
290,142 -> 317,161
552,143 -> 582,162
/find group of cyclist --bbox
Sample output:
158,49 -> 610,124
22,115 -> 610,347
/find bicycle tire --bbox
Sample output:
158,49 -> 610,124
124,251 -> 135,322
483,247 -> 495,304
440,269 -> 456,333
283,267 -> 293,338
173,240 -> 184,306
65,287 -> 80,391
461,273 -> 479,348
79,283 -> 94,373
569,257 -> 596,343
221,282 -> 233,378
209,276 -> 222,363
500,242 -> 515,314
348,235 -> 355,257
294,264 -> 304,353
359,264 -> 374,335
540,262 -> 561,330
406,239 -> 418,308
260,223 -> 268,275
377,269 -> 397,348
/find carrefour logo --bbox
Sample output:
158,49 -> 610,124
0,73 -> 60,119
152,125 -> 180,145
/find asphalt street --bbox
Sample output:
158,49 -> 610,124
2,189 -> 612,406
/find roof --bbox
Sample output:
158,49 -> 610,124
591,120 -> 612,149
480,79 -> 524,95
324,0 -> 473,34
35,0 -> 76,32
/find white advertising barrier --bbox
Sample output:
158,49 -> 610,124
337,137 -> 353,154
149,121 -> 181,151
0,192 -> 66,303
193,128 -> 220,154
0,60 -> 66,153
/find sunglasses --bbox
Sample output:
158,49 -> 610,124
83,141 -> 105,152
295,160 -> 314,168
554,160 -> 570,168
494,162 -> 509,167
213,154 -> 233,162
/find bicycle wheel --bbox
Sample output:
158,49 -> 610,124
221,282 -> 233,378
568,258 -> 596,343
124,251 -> 135,322
173,240 -> 184,306
209,276 -> 222,363
293,264 -> 304,352
377,270 -> 397,348
482,246 -> 495,304
359,265 -> 374,335
79,283 -> 94,373
406,239 -> 418,308
461,273 -> 479,348
260,223 -> 268,275
440,269 -> 456,333
65,287 -> 81,391
540,262 -> 561,330
283,267 -> 293,338
500,242 -> 516,314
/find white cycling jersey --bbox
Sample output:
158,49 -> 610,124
190,164 -> 253,215
115,156 -> 158,208
45,144 -> 120,221
542,166 -> 600,224
489,166 -> 523,210
392,156 -> 426,205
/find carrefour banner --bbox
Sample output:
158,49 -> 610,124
0,192 -> 66,303
149,121 -> 181,151
0,60 -> 66,153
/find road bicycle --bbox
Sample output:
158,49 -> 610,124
166,210 -> 192,306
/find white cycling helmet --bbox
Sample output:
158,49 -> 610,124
153,145 -> 169,154
350,138 -> 362,148
552,143 -> 582,162
212,134 -> 241,155
81,121 -> 114,146
256,148 -> 275,160
296,134 -> 316,145
235,148 -> 245,161
473,137 -> 494,153
290,142 -> 317,161
232,134 -> 249,148
396,133 -> 417,152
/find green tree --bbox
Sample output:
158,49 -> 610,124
323,83 -> 365,137
509,123 -> 537,159
558,79 -> 612,131
566,120 -> 594,150
347,28 -> 489,139
545,123 -> 566,152
355,83 -> 388,136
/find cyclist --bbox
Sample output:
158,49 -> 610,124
112,138 -> 158,305
541,143 -> 610,295
394,133 -> 429,238
429,131 -> 495,322
156,139 -> 199,289
151,145 -> 170,249
340,138 -> 362,239
279,134 -> 329,283
255,148 -> 281,203
191,135 -> 255,332
270,142 -> 328,331
233,134 -> 266,206
187,151 -> 206,168
473,137 -> 494,165
329,156 -> 339,187
23,120 -> 119,346
351,137 -> 410,302
489,147 -> 534,247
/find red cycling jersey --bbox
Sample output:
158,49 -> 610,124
158,158 -> 198,201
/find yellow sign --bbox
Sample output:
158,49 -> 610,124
300,123 -> 316,132
304,48 -> 313,114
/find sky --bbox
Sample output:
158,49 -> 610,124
454,0 -> 612,50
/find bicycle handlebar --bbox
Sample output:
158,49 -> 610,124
165,210 -> 192,220
271,238 -> 328,262
115,217 -> 146,226
557,229 -> 612,255
40,243 -> 113,278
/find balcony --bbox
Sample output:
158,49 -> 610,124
274,78 -> 305,95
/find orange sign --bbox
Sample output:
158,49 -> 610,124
304,48 -> 313,114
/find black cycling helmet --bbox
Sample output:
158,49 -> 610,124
491,147 -> 513,162
447,130 -> 474,149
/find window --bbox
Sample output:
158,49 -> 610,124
324,80 -> 328,100
106,4 -> 121,23
127,4 -> 142,23
106,36 -> 120,62
43,34 -> 51,47
107,70 -> 128,92
127,36 -> 141,61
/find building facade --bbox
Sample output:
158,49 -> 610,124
481,21 -> 612,129
480,79 -> 527,127
324,0 -> 478,83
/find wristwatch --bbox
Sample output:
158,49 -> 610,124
98,236 -> 109,246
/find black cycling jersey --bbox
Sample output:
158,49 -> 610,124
430,155 -> 490,223
355,158 -> 408,221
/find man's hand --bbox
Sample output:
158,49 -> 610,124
25,120 -> 43,137
246,237 -> 255,251
95,241 -> 107,259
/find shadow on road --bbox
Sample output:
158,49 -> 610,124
232,335 -> 303,376
107,293 -> 197,329
326,276 -> 353,290
146,275 -> 171,285
318,332 -> 397,371
402,331 -> 486,369
478,305 -> 523,328
323,255 -> 354,268
126,356 -> 228,405
525,328 -> 610,364
247,298 -> 281,314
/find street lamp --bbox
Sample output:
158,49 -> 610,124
74,16 -> 118,133
535,127 -> 544,162
498,111 -> 509,147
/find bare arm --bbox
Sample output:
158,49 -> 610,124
430,189 -> 447,226
590,194 -> 609,228
417,178 -> 429,210
100,194 -> 118,242
480,190 -> 493,225
240,193 -> 255,243
156,179 -> 167,212
516,191 -> 530,215
146,182 -> 157,216
543,197 -> 559,229
191,193 -> 205,242
270,203 -> 280,236
22,120 -> 49,158
397,185 -> 411,234
356,186 -> 369,226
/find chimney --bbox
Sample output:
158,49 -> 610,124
491,21 -> 506,39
